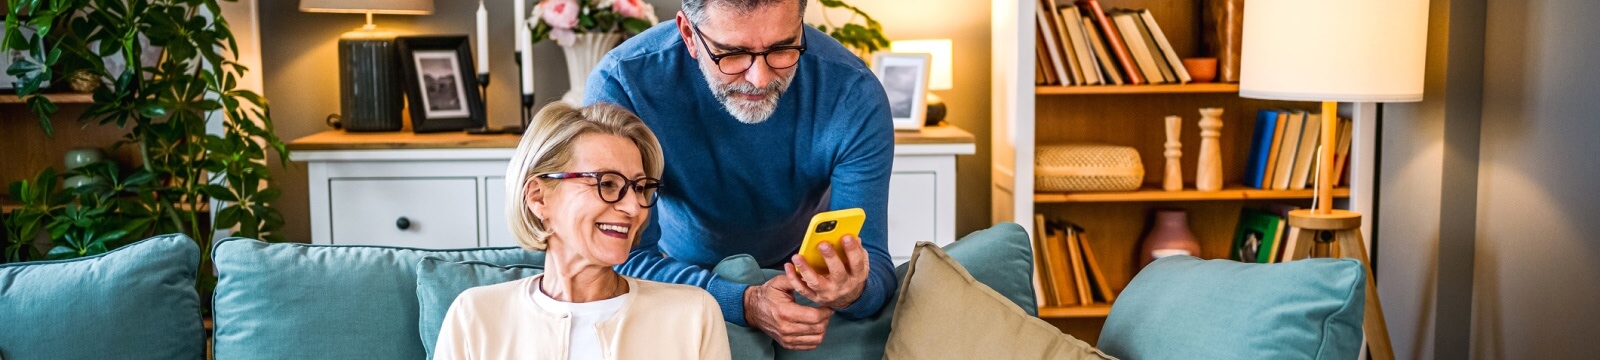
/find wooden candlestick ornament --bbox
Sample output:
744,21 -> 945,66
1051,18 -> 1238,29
1163,115 -> 1183,191
1195,108 -> 1224,191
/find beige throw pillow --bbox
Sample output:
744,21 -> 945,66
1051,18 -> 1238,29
885,242 -> 1115,360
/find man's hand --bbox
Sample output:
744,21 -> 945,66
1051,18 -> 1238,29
744,276 -> 834,350
785,235 -> 870,310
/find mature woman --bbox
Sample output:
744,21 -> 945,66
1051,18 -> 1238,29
434,102 -> 730,359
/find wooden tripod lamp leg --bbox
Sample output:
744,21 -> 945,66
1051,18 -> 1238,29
1338,229 -> 1395,360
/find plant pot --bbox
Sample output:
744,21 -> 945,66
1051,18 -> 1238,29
560,32 -> 624,105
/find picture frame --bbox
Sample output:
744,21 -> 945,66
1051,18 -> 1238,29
396,36 -> 486,133
872,52 -> 932,131
0,21 -> 53,93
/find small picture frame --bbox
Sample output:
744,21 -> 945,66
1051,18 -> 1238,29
396,36 -> 486,133
872,52 -> 932,131
0,21 -> 53,93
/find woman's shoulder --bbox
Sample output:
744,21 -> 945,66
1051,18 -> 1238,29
628,279 -> 721,308
454,276 -> 536,308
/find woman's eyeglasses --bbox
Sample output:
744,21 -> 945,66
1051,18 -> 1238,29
536,171 -> 662,208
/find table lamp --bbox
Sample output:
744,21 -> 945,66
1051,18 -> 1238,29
301,0 -> 434,132
891,39 -> 953,126
1239,1 -> 1428,359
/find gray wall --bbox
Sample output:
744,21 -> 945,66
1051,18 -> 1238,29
261,1 -> 995,244
1380,0 -> 1600,358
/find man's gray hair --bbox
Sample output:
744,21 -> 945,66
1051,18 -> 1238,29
682,0 -> 807,24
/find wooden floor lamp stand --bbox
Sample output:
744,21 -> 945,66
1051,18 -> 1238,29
1287,208 -> 1395,360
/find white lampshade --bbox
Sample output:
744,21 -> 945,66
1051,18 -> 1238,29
300,0 -> 433,15
891,39 -> 953,91
1239,0 -> 1428,102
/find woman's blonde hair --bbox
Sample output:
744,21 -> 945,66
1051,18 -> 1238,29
504,102 -> 664,251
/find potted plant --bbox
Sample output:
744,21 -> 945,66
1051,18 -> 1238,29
812,0 -> 890,61
1,0 -> 287,287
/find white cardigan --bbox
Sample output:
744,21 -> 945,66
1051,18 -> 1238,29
433,274 -> 732,360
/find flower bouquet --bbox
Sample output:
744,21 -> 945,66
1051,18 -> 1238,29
528,0 -> 660,102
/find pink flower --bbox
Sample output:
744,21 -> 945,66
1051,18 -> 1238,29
540,0 -> 580,30
613,0 -> 650,20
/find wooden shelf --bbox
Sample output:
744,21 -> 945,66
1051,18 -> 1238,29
0,93 -> 95,104
1,195 -> 16,213
1034,184 -> 1350,203
1038,304 -> 1113,318
1036,83 -> 1239,95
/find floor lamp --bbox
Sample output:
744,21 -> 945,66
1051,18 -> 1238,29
1238,1 -> 1430,359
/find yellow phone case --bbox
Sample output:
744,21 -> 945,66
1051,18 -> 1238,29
798,208 -> 866,275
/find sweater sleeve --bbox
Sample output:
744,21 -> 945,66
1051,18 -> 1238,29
827,73 -> 898,319
432,296 -> 475,360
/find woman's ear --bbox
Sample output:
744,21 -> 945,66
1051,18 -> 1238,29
525,179 -> 547,221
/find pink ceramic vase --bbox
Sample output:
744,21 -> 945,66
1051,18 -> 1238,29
1139,210 -> 1203,269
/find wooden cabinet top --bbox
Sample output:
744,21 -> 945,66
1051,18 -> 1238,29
287,125 -> 974,151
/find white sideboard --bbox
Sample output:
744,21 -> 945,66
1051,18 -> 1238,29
289,126 -> 975,264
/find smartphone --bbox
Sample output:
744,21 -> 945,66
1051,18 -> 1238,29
798,208 -> 866,275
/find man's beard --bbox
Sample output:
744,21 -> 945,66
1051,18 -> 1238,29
700,59 -> 795,124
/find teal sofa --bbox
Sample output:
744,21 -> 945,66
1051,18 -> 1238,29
0,224 -> 1366,360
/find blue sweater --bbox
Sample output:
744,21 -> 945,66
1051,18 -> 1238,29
584,23 -> 896,325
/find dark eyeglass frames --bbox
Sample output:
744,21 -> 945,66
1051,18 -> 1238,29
536,171 -> 662,208
691,22 -> 807,75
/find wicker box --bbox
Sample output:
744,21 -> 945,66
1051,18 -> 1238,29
1035,144 -> 1145,192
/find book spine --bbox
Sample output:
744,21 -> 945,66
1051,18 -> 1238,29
1081,15 -> 1125,85
1078,0 -> 1145,85
1037,2 -> 1074,85
1127,9 -> 1176,83
1140,9 -> 1191,83
1112,11 -> 1164,84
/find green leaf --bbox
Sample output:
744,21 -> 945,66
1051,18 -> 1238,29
204,184 -> 237,202
46,245 -> 78,260
214,205 -> 241,229
138,103 -> 169,118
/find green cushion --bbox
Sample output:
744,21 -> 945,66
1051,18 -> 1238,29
416,258 -> 544,358
774,222 -> 1038,360
210,238 -> 543,360
0,234 -> 204,360
413,254 -> 777,360
1099,256 -> 1366,360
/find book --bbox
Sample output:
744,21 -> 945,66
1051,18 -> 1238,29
1044,220 -> 1081,306
1031,214 -> 1062,306
1062,223 -> 1092,305
1261,110 -> 1289,188
1244,109 -> 1279,189
1081,15 -> 1125,85
1260,203 -> 1301,263
1231,208 -> 1285,263
1077,0 -> 1145,84
1272,111 -> 1306,190
1125,9 -> 1176,83
1036,2 -> 1073,85
1290,114 -> 1323,190
1330,118 -> 1354,187
1074,225 -> 1116,303
1059,6 -> 1101,85
1035,26 -> 1060,85
1138,9 -> 1191,83
1111,11 -> 1164,84
1043,0 -> 1085,85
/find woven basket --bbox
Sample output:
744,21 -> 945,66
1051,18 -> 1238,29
1035,144 -> 1145,192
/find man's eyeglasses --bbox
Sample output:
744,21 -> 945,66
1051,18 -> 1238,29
691,22 -> 806,75
536,171 -> 662,208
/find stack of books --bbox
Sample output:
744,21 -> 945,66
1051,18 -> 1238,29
1032,215 -> 1116,308
1241,109 -> 1355,190
1034,0 -> 1190,86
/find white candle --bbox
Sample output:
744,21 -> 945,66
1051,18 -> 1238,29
513,0 -> 526,53
476,1 -> 489,73
521,35 -> 534,95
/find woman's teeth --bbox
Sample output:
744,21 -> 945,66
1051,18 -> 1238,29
597,224 -> 629,234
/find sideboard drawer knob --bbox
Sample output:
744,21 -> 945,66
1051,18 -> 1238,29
396,217 -> 412,230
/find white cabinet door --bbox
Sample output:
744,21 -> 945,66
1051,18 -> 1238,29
887,171 -> 939,264
484,177 -> 519,248
329,178 -> 480,248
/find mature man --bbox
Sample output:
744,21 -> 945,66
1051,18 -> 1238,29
583,0 -> 895,350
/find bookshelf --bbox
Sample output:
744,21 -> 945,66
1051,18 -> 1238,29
0,93 -> 96,104
992,0 -> 1380,341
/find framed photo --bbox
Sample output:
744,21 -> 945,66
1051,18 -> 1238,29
396,36 -> 486,133
872,52 -> 932,131
0,21 -> 53,93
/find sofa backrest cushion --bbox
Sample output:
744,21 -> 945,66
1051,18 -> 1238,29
0,234 -> 204,360
1098,256 -> 1366,360
210,238 -> 543,360
415,257 -> 544,358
